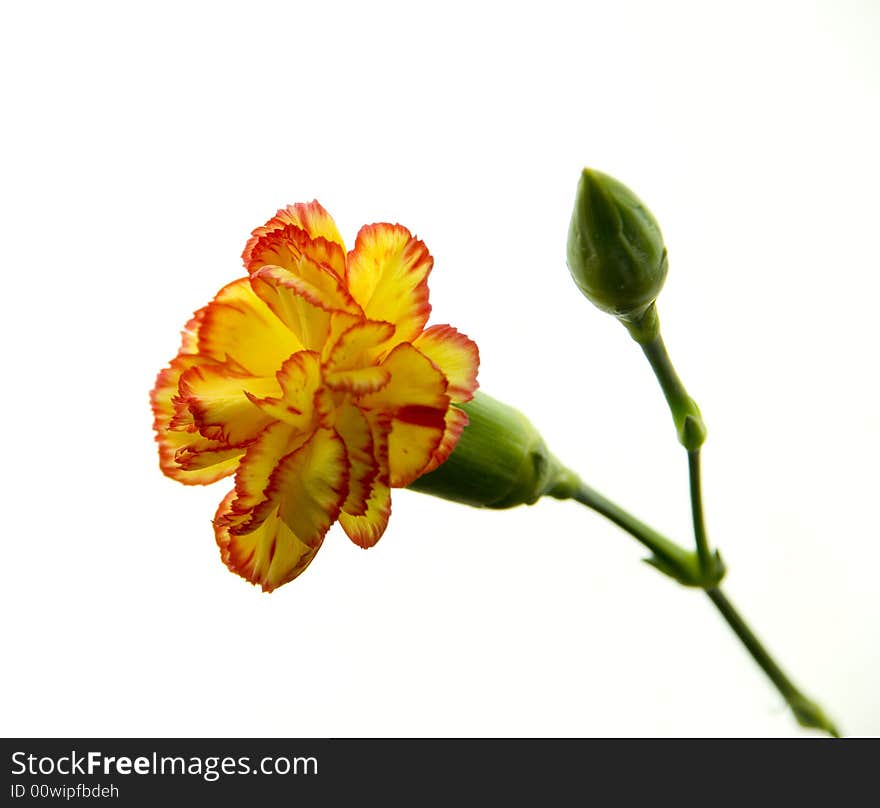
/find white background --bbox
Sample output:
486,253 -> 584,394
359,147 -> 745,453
2,1 -> 878,738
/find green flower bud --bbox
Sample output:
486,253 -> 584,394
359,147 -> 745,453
407,392 -> 579,509
566,168 -> 668,331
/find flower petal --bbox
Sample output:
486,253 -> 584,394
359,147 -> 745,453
357,342 -> 450,486
243,201 -> 346,268
345,223 -> 432,344
151,355 -> 244,484
249,263 -> 361,352
413,325 -> 480,403
246,351 -> 323,433
174,442 -> 244,474
320,317 -> 396,394
152,354 -> 202,433
386,405 -> 447,487
335,402 -> 379,516
321,311 -> 361,362
258,426 -> 349,544
243,221 -> 347,279
179,307 -> 207,353
339,481 -> 391,549
214,490 -> 322,592
420,405 -> 469,475
323,366 -> 391,395
245,223 -> 360,310
229,421 -> 301,517
325,317 -> 396,371
160,432 -> 243,484
248,267 -> 331,352
178,364 -> 280,447
197,278 -> 302,376
358,342 -> 449,412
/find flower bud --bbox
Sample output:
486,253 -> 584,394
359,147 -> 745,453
407,392 -> 579,509
566,168 -> 668,329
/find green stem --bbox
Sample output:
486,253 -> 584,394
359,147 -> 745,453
640,330 -> 706,451
570,481 -> 702,586
638,324 -> 720,582
687,449 -> 713,577
565,483 -> 839,736
705,588 -> 841,737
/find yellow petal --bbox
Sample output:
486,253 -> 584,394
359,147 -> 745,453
249,262 -> 362,352
242,201 -> 346,267
259,427 -> 349,544
335,402 -> 379,515
214,490 -> 322,592
359,342 -> 449,411
228,422 -> 301,518
160,432 -> 243,484
386,405 -> 447,487
319,316 -> 396,394
152,354 -> 202,434
322,311 -> 362,363
246,227 -> 359,311
357,342 -> 450,486
325,317 -> 395,372
174,442 -> 244,474
179,307 -> 207,353
198,278 -> 302,376
243,219 -> 347,279
246,351 -> 323,433
324,366 -> 391,395
249,267 -> 331,352
151,355 -> 244,484
339,480 -> 391,549
178,364 -> 280,447
413,325 -> 480,403
345,223 -> 432,344
420,405 -> 469,475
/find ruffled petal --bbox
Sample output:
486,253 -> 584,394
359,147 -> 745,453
243,221 -> 347,280
334,401 -> 379,515
177,365 -> 280,447
173,442 -> 244,475
243,201 -> 346,268
179,307 -> 207,353
214,490 -> 322,593
245,224 -> 359,310
246,351 -> 324,434
254,250 -> 359,313
198,278 -> 302,376
249,262 -> 362,351
228,421 -> 301,518
322,317 -> 396,394
152,354 -> 202,433
413,325 -> 480,403
358,343 -> 450,487
151,355 -> 244,484
322,311 -> 362,363
259,426 -> 349,543
345,223 -> 432,344
324,366 -> 390,395
339,481 -> 391,549
386,405 -> 447,487
358,342 -> 449,412
339,407 -> 390,547
420,405 -> 469,475
325,317 -> 395,371
249,267 -> 331,352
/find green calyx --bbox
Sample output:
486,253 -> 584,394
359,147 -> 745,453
566,168 -> 668,322
408,392 -> 722,589
407,391 -> 579,509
